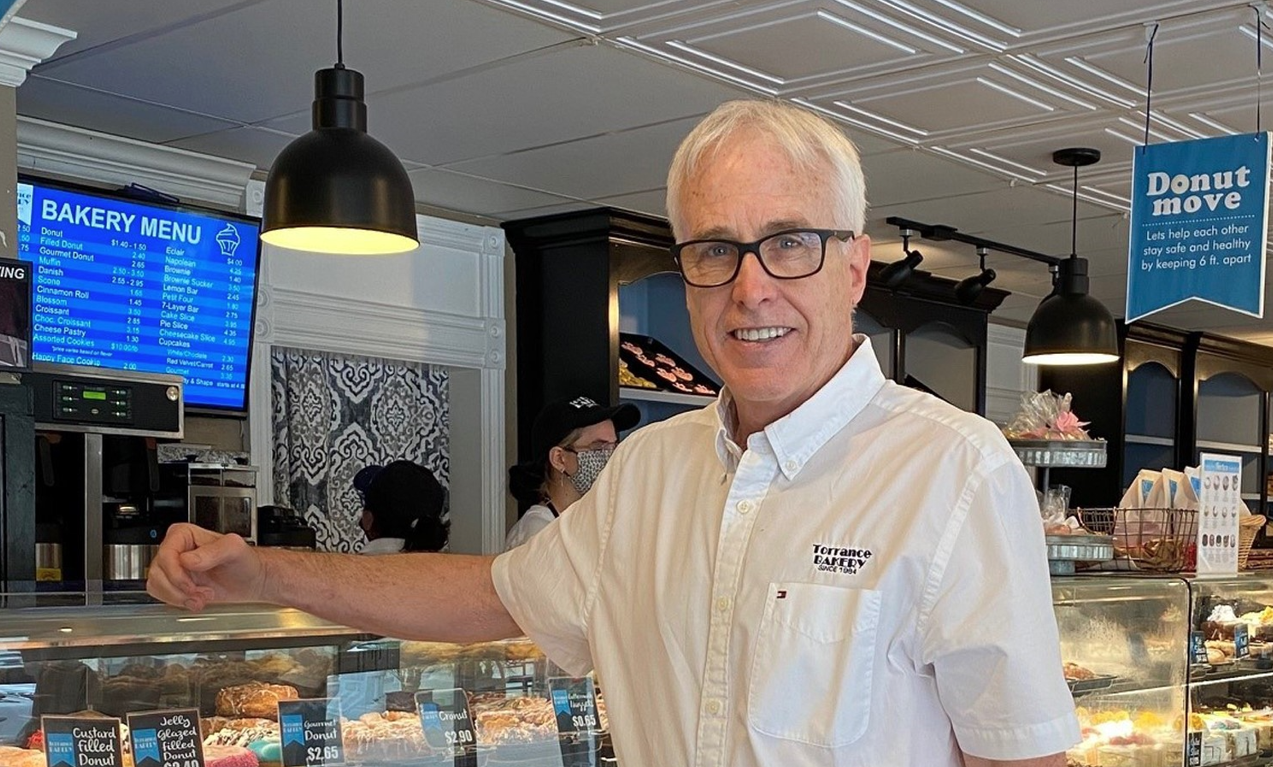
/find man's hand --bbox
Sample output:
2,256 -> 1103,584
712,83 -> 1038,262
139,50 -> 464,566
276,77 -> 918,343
147,523 -> 268,611
964,753 -> 1065,767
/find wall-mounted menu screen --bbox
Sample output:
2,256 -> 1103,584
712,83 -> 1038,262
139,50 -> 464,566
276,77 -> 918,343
16,177 -> 261,411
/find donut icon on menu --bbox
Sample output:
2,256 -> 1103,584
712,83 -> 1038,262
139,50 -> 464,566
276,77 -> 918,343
216,223 -> 242,258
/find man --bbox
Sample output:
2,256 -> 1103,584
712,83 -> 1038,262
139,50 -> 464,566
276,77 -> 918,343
148,100 -> 1078,766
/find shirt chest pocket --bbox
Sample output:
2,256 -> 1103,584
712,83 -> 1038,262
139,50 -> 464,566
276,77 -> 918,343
747,582 -> 882,748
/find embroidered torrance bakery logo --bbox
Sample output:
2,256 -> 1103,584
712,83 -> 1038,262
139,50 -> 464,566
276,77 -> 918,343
812,544 -> 872,575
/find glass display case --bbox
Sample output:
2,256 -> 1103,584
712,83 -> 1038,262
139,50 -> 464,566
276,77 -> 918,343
1053,575 -> 1189,765
0,594 -> 611,767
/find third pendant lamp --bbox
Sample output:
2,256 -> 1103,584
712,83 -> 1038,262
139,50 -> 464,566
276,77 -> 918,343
260,0 -> 418,255
1022,148 -> 1119,366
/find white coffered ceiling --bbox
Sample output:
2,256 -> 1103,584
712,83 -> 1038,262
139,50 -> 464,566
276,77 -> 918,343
14,0 -> 1273,339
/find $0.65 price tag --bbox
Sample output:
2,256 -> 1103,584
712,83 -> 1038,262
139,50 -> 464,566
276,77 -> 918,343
277,699 -> 345,767
415,689 -> 476,751
548,677 -> 600,735
126,709 -> 204,767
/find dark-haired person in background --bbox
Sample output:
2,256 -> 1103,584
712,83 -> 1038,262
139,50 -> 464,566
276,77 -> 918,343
353,460 -> 449,554
505,396 -> 639,550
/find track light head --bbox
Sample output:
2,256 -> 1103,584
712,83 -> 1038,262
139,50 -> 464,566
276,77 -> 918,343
880,247 -> 923,289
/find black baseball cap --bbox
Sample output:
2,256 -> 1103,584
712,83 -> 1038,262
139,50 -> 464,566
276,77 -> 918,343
353,465 -> 383,501
508,395 -> 639,504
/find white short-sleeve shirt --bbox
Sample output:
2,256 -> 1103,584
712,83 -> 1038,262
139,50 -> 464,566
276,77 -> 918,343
492,336 -> 1080,766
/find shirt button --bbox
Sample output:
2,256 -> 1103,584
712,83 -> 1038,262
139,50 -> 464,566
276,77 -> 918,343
784,459 -> 799,473
737,500 -> 753,514
716,597 -> 730,612
706,699 -> 721,715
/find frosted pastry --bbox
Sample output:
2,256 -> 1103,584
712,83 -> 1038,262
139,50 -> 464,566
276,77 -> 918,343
215,682 -> 298,720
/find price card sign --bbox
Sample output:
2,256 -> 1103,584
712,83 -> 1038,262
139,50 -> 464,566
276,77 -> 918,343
548,678 -> 599,735
1190,630 -> 1209,664
1198,453 -> 1243,575
278,699 -> 344,767
1187,730 -> 1203,767
127,710 -> 204,767
415,689 -> 476,751
1236,623 -> 1251,659
42,716 -> 124,767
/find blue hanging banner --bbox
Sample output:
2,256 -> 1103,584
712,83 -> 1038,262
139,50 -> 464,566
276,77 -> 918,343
1126,132 -> 1270,323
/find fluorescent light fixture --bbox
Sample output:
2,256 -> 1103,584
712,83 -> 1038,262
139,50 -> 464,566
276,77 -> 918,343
665,40 -> 786,84
832,0 -> 966,53
986,62 -> 1096,110
976,76 -> 1055,112
816,10 -> 918,54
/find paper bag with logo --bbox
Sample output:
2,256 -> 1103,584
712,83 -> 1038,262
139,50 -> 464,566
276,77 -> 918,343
1115,470 -> 1169,547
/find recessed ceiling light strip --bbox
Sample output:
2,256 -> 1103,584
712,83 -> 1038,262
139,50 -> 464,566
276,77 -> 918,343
664,40 -> 786,84
986,62 -> 1096,110
929,145 -> 1037,183
792,98 -> 920,144
613,36 -> 778,94
868,0 -> 1001,52
928,0 -> 1022,38
815,10 -> 918,55
975,76 -> 1056,112
831,0 -> 967,54
832,100 -> 928,135
1010,54 -> 1136,108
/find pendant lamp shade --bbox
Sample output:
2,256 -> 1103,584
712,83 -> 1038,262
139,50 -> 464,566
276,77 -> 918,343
261,67 -> 418,255
1022,256 -> 1119,365
1022,147 -> 1119,366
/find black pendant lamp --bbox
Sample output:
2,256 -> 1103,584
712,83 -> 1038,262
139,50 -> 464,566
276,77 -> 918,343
1022,148 -> 1119,366
260,0 -> 418,255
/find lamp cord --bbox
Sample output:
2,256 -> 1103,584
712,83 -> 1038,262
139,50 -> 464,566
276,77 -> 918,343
1143,22 -> 1159,145
1070,165 -> 1078,259
336,0 -> 344,68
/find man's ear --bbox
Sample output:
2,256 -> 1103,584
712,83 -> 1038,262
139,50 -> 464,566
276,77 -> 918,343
847,234 -> 872,305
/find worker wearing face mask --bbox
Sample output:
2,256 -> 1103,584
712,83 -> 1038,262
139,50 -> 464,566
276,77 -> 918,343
505,396 -> 640,551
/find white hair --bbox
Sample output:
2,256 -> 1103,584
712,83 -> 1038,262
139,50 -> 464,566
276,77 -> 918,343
666,99 -> 868,238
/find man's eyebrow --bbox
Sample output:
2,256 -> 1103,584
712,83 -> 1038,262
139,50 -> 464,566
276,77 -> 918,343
688,219 -> 812,241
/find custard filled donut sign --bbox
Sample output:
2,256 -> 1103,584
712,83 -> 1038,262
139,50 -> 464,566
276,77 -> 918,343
1126,132 -> 1270,323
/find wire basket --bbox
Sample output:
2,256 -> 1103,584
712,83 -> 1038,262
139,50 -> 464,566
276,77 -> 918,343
1076,507 -> 1197,572
1239,515 -> 1266,570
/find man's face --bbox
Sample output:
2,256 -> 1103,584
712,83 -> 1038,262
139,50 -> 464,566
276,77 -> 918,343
674,131 -> 871,429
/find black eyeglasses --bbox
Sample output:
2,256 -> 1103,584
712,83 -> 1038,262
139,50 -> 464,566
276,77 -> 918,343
671,228 -> 855,288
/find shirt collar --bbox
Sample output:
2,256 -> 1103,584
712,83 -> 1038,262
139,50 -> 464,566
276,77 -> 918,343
361,537 -> 406,554
713,334 -> 887,479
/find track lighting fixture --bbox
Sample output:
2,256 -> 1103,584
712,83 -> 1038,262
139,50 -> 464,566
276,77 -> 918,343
880,230 -> 924,289
955,247 -> 996,305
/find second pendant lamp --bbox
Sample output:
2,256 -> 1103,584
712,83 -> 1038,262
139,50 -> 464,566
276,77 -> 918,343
260,0 -> 418,255
1022,148 -> 1119,366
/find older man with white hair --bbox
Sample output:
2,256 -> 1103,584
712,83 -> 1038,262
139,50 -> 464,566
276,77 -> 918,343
148,99 -> 1078,766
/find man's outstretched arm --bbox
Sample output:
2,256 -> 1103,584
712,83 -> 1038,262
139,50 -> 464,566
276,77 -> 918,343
147,523 -> 522,643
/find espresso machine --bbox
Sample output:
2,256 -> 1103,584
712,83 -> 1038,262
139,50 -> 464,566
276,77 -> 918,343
22,363 -> 184,598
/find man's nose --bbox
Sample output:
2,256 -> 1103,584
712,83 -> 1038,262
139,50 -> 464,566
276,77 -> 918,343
730,248 -> 776,305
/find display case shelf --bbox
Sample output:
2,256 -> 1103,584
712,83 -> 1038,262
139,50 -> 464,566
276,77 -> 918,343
1198,440 -> 1264,454
618,387 -> 714,407
1127,434 -> 1177,447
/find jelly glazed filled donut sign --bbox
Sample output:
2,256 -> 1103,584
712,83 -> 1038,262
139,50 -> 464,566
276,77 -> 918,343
1126,132 -> 1271,323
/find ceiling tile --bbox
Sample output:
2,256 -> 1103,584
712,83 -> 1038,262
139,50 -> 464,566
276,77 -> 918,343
18,0 -> 251,59
494,201 -> 599,221
863,148 -> 1008,207
596,188 -> 667,218
444,116 -> 699,200
166,125 -> 298,171
918,0 -> 1231,44
34,0 -> 578,124
269,43 -> 747,165
17,75 -> 238,143
407,167 -> 581,217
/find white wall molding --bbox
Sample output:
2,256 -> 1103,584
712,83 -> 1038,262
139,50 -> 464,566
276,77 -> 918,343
0,17 -> 75,87
16,117 -> 255,208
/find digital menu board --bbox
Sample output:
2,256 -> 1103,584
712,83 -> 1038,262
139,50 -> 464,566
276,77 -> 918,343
16,178 -> 261,410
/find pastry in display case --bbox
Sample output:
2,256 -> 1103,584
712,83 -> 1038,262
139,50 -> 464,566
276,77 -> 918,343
0,594 -> 613,767
1052,576 -> 1189,766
